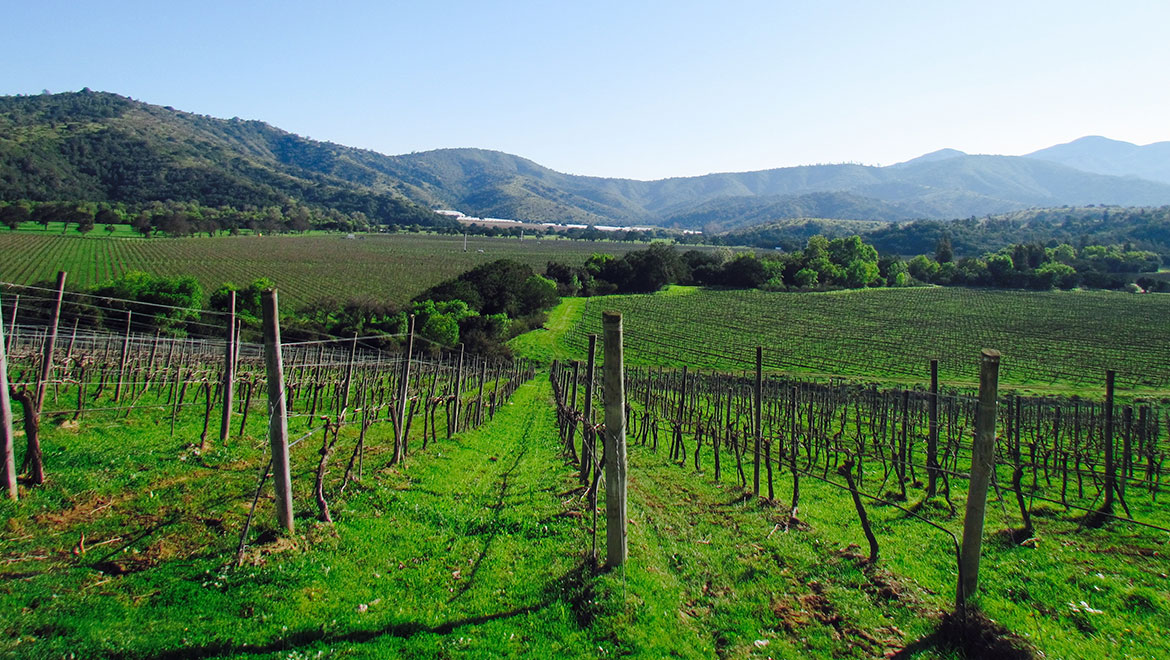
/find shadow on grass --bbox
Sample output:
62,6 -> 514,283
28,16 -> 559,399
447,442 -> 527,604
891,608 -> 1036,660
121,559 -> 596,660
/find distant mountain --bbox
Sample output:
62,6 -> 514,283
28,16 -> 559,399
890,148 -> 967,167
4,91 -> 1170,231
1026,136 -> 1170,185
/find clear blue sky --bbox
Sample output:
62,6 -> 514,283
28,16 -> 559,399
4,0 -> 1168,180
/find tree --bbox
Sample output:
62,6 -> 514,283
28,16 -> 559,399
0,203 -> 30,230
935,234 -> 954,264
907,255 -> 939,283
793,268 -> 819,288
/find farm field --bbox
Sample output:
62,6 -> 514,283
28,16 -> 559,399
0,231 -> 644,307
3,326 -> 1167,659
5,241 -> 1170,658
536,286 -> 1170,394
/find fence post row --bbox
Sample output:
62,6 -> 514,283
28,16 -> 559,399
603,311 -> 628,568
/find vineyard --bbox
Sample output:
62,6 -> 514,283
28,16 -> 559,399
557,286 -> 1170,392
4,272 -> 1170,657
548,344 -> 1170,658
0,232 -> 644,307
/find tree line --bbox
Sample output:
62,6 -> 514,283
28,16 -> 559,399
16,260 -> 560,357
542,235 -> 1167,296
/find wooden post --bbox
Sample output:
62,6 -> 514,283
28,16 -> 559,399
603,311 -> 628,568
219,291 -> 236,444
581,335 -> 597,485
753,346 -> 762,497
4,294 -> 16,356
452,343 -> 464,436
476,358 -> 487,427
958,349 -> 1000,609
927,359 -> 940,498
1101,370 -> 1117,514
113,310 -> 131,403
0,293 -> 16,500
35,271 -> 66,415
342,332 -> 358,416
393,315 -> 415,463
262,289 -> 294,534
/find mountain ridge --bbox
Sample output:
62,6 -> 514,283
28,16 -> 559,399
4,89 -> 1170,230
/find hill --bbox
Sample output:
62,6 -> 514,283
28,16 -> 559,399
1027,135 -> 1170,184
0,90 -> 445,227
5,90 -> 1170,231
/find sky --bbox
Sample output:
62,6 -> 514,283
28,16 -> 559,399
4,0 -> 1169,180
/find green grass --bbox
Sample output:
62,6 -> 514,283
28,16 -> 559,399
543,286 -> 1170,394
0,378 -> 618,659
588,433 -> 1170,659
0,230 -> 644,308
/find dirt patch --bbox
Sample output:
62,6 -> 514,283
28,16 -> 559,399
236,532 -> 299,567
34,494 -> 117,529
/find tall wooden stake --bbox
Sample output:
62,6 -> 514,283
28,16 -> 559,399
1101,370 -> 1117,514
219,291 -> 236,444
581,334 -> 597,485
927,359 -> 940,498
35,271 -> 66,415
603,311 -> 628,568
393,315 -> 415,463
753,346 -> 762,497
958,348 -> 1000,610
4,294 -> 16,356
262,289 -> 294,534
452,343 -> 464,436
0,292 -> 16,500
113,310 -> 131,403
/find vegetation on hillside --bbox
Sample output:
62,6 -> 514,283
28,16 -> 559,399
546,235 -> 1166,296
720,206 -> 1170,262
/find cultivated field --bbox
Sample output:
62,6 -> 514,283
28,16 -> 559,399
0,231 -> 643,307
535,286 -> 1170,393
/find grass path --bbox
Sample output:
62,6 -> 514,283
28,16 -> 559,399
507,296 -> 587,364
587,442 -> 941,659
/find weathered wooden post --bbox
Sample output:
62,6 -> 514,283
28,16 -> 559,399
35,271 -> 66,414
927,359 -> 940,498
451,343 -> 464,436
341,332 -> 358,416
1,292 -> 16,500
394,315 -> 415,462
603,311 -> 628,568
753,346 -> 762,497
580,335 -> 597,486
219,291 -> 236,444
4,294 -> 17,356
262,289 -> 294,534
1101,370 -> 1117,514
475,357 -> 487,427
958,349 -> 1000,610
113,310 -> 131,403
